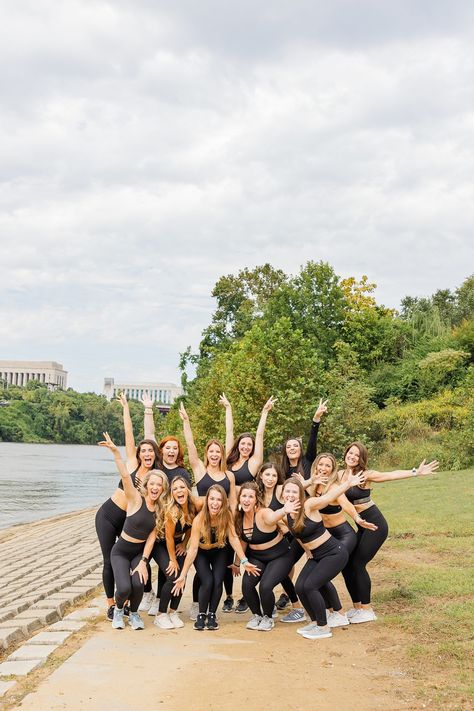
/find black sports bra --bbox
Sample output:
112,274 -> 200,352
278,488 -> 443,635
345,484 -> 371,505
174,520 -> 191,541
196,472 -> 231,497
118,467 -> 139,490
286,513 -> 326,543
199,526 -> 222,547
232,460 -> 253,486
268,490 -> 282,512
316,492 -> 342,515
122,498 -> 156,540
241,515 -> 280,545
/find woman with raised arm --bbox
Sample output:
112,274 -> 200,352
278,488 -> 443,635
281,399 -> 328,481
94,393 -> 161,619
281,472 -> 364,640
171,485 -> 260,630
98,432 -> 168,630
218,393 -> 276,613
339,443 -> 439,624
234,481 -> 299,631
308,453 -> 378,627
152,476 -> 202,630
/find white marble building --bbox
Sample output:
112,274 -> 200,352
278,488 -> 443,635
0,360 -> 68,389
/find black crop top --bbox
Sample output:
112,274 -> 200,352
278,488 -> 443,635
232,460 -> 253,486
162,465 -> 192,487
345,484 -> 371,505
118,467 -> 139,490
196,472 -> 231,497
286,421 -> 320,480
199,526 -> 221,547
122,498 -> 156,540
286,512 -> 326,543
268,490 -> 282,512
316,493 -> 342,515
241,515 -> 280,545
174,519 -> 191,541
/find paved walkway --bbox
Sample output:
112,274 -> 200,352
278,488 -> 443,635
0,509 -> 102,652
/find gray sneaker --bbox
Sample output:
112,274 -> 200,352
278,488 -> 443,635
281,608 -> 306,623
246,614 -> 262,630
129,612 -> 145,630
301,625 -> 332,640
112,606 -> 125,630
297,621 -> 318,636
258,615 -> 275,631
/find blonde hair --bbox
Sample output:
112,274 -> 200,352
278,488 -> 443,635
311,453 -> 339,494
234,481 -> 263,539
203,439 -> 226,473
139,469 -> 169,539
281,476 -> 306,533
199,484 -> 233,547
165,475 -> 197,529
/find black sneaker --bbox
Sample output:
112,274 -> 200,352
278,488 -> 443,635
123,604 -> 130,617
206,613 -> 219,630
222,596 -> 234,613
235,598 -> 249,614
276,593 -> 290,610
107,604 -> 115,621
193,613 -> 207,631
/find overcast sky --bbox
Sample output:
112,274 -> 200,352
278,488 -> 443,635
1,1 -> 473,392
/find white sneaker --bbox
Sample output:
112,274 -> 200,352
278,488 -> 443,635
128,612 -> 145,630
346,607 -> 359,619
139,591 -> 155,612
349,608 -> 377,624
297,621 -> 318,636
169,611 -> 184,628
327,611 -> 349,628
189,602 -> 199,621
112,606 -> 125,630
258,615 -> 275,631
246,614 -> 262,630
301,625 -> 332,640
154,613 -> 174,629
148,598 -> 160,616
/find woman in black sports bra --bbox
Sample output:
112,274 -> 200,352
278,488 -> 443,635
340,441 -> 439,625
95,393 -> 160,619
171,485 -> 259,631
310,452 -> 378,628
218,393 -> 276,612
233,481 -> 299,631
98,432 -> 168,631
281,399 -> 328,483
281,471 -> 364,640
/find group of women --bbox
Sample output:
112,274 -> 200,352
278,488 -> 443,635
95,393 -> 439,639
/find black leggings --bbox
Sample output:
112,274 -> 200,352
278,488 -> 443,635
343,506 -> 389,605
151,541 -> 185,613
242,540 -> 294,617
288,534 -> 342,612
95,499 -> 126,599
295,537 -> 348,626
193,547 -> 229,614
110,538 -> 146,612
223,544 -> 235,597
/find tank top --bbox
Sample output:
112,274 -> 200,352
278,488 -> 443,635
199,526 -> 222,547
345,484 -> 371,505
241,514 -> 280,545
174,519 -> 191,541
286,512 -> 326,544
118,467 -> 139,490
122,498 -> 156,540
196,471 -> 231,497
232,460 -> 253,486
268,490 -> 282,512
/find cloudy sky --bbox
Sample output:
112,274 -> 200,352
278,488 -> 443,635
1,1 -> 473,392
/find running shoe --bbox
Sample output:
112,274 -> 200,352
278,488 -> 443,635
327,611 -> 349,627
193,613 -> 207,631
246,614 -> 262,630
138,591 -> 155,612
258,615 -> 275,631
107,604 -> 115,621
297,622 -> 318,636
154,613 -> 174,629
280,608 -> 306,623
189,602 -> 199,621
169,611 -> 184,628
206,613 -> 219,630
235,598 -> 249,614
346,607 -> 359,619
148,598 -> 160,616
129,612 -> 145,630
349,609 -> 377,624
301,626 -> 332,640
276,593 -> 290,610
222,596 -> 234,613
112,606 -> 125,629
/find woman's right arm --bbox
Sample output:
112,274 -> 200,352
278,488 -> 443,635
117,393 -> 138,471
219,393 -> 234,456
306,472 -> 364,511
98,432 -> 140,506
179,403 -> 206,481
170,517 -> 201,594
141,391 -> 156,442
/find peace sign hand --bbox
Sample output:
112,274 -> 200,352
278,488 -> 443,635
313,399 -> 328,422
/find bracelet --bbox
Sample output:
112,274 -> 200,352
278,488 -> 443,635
412,467 -> 417,477
141,555 -> 149,563
240,557 -> 248,565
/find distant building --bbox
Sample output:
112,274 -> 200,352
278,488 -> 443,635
103,378 -> 182,413
0,360 -> 68,390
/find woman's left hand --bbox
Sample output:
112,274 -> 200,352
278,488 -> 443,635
356,517 -> 378,531
262,396 -> 277,413
166,560 -> 179,576
415,459 -> 440,476
171,575 -> 186,596
175,543 -> 187,557
243,562 -> 261,577
229,563 -> 241,577
131,560 -> 149,584
140,392 -> 154,410
313,398 -> 328,422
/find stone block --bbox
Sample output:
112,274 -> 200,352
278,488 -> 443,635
64,607 -> 100,620
48,620 -> 86,632
28,630 -> 72,645
8,644 -> 58,661
0,680 -> 16,697
16,608 -> 60,625
0,626 -> 24,650
0,659 -> 43,676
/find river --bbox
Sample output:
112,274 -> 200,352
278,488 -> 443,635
0,442 -> 125,529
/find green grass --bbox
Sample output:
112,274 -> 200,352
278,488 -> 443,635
370,469 -> 474,708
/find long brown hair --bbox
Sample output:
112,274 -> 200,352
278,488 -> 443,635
159,436 -> 185,467
226,433 -> 255,467
311,453 -> 338,494
204,439 -> 226,473
234,481 -> 263,538
139,469 -> 169,539
199,484 -> 233,547
281,476 -> 306,533
281,437 -> 304,478
165,475 -> 197,528
136,439 -> 161,469
343,442 -> 368,474
255,461 -> 284,500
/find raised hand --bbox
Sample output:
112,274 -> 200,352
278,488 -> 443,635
178,402 -> 189,422
116,392 -> 128,409
140,391 -> 153,410
312,474 -> 329,486
98,431 -> 118,452
283,499 -> 301,515
415,459 -> 440,477
347,472 -> 365,488
218,393 -> 231,408
313,398 -> 328,422
262,396 -> 277,413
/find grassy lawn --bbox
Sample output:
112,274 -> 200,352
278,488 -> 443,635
370,469 -> 473,709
